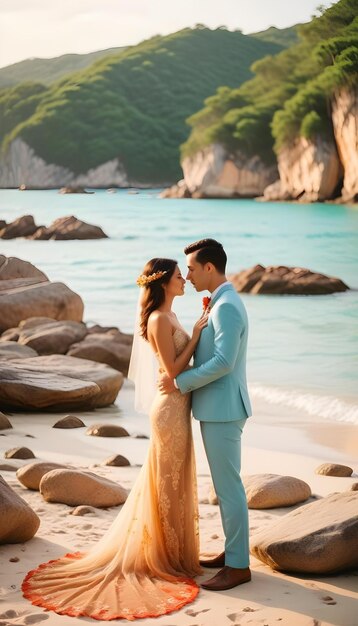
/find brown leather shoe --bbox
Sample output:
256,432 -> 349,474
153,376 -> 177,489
201,566 -> 251,591
199,551 -> 225,568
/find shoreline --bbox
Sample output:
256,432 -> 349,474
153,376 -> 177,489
1,383 -> 357,625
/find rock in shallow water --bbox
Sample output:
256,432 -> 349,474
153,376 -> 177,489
40,469 -> 127,507
0,476 -> 40,543
250,491 -> 358,574
230,265 -> 349,295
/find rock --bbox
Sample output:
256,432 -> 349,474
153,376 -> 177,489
269,136 -> 342,202
59,187 -> 91,194
0,413 -> 12,430
9,556 -> 20,562
0,464 -> 17,472
104,454 -> 130,467
332,88 -> 358,203
180,144 -> 277,198
53,415 -> 86,428
0,139 -> 129,189
0,341 -> 38,360
17,319 -> 87,355
350,482 -> 358,491
0,278 -> 84,332
250,491 -> 358,573
30,215 -> 108,240
0,354 -> 123,411
0,476 -> 40,543
16,461 -> 68,490
70,505 -> 98,516
86,424 -> 129,438
0,215 -> 39,239
0,327 -> 20,341
243,474 -> 311,509
315,463 -> 353,477
0,255 -> 47,281
68,330 -> 133,375
5,447 -> 35,460
160,179 -> 191,199
229,265 -> 349,295
40,469 -> 127,507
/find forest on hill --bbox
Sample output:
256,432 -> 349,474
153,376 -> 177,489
182,0 -> 358,166
0,27 -> 282,184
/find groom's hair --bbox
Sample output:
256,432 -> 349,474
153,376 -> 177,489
184,238 -> 227,273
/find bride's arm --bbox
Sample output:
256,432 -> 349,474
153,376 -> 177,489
148,312 -> 206,379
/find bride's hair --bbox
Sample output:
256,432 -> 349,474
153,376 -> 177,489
139,258 -> 177,340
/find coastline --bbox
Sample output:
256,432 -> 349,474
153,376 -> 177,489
1,383 -> 357,626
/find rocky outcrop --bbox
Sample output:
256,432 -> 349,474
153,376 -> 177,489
0,355 -> 123,410
263,136 -> 342,202
40,469 -> 128,507
0,341 -> 38,360
250,491 -> 358,573
0,139 -> 128,189
0,215 -> 39,239
29,215 -> 108,240
0,476 -> 40,543
162,144 -> 277,198
0,255 -> 84,332
230,264 -> 349,295
332,88 -> 358,202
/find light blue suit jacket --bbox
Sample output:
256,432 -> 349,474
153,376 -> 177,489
177,283 -> 252,422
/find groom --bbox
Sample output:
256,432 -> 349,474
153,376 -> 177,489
159,238 -> 252,591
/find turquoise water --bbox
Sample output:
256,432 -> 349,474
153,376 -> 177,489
1,189 -> 357,423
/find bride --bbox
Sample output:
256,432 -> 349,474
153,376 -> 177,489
22,257 -> 208,620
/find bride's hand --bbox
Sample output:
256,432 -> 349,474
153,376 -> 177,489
192,312 -> 209,343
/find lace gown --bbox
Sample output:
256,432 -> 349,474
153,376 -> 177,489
22,329 -> 201,620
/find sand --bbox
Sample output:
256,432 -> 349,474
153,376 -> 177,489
0,382 -> 357,626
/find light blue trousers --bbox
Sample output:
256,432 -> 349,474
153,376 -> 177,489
200,418 -> 249,568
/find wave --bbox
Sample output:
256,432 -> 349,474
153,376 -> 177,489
249,384 -> 358,425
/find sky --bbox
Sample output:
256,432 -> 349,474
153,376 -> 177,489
0,0 -> 335,69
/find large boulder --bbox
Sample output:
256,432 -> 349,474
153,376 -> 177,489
250,491 -> 358,574
0,280 -> 84,332
30,215 -> 108,240
0,341 -> 38,360
17,319 -> 87,355
243,474 -> 311,509
0,215 -> 39,239
40,469 -> 127,507
0,255 -> 47,281
16,461 -> 68,490
0,476 -> 40,543
0,355 -> 123,410
230,265 -> 349,295
68,330 -> 132,375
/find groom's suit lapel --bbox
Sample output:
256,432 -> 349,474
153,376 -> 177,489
210,283 -> 235,309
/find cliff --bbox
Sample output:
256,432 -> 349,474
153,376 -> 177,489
332,88 -> 358,202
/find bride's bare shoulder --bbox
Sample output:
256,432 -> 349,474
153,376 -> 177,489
147,310 -> 171,331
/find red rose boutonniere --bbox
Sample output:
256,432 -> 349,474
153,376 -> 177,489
202,296 -> 211,312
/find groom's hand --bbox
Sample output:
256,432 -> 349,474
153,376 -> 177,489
158,372 -> 176,394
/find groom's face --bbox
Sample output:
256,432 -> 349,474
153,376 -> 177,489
185,252 -> 210,292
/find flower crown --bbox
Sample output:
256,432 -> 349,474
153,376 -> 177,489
136,270 -> 168,287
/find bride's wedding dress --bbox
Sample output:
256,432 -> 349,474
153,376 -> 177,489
22,329 -> 201,620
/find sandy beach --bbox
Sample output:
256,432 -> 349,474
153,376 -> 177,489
1,384 -> 357,626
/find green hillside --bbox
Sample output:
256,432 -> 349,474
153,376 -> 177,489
182,0 -> 358,165
0,48 -> 127,89
0,27 -> 282,184
250,24 -> 300,48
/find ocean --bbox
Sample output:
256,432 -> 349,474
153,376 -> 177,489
1,189 -> 357,425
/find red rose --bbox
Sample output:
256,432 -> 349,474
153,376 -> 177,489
202,296 -> 211,311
